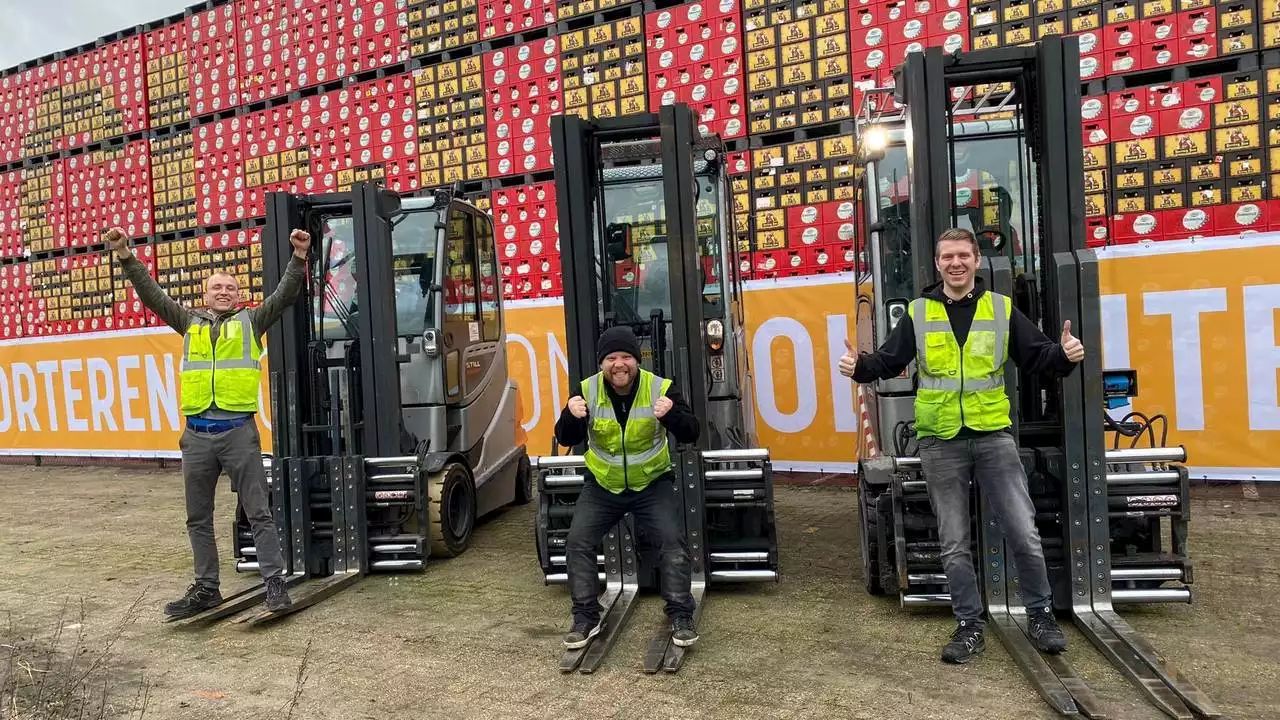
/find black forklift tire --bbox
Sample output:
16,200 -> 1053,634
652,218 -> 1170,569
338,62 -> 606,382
512,451 -> 534,506
429,462 -> 477,558
860,481 -> 886,596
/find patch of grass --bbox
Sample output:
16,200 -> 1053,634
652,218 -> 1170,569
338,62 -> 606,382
0,592 -> 151,720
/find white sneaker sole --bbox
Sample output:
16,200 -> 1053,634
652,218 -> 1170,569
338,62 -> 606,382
672,635 -> 698,648
563,623 -> 602,649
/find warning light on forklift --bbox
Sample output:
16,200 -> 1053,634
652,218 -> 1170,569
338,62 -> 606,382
862,125 -> 888,162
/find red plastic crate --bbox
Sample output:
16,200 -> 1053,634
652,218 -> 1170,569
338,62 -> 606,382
187,3 -> 242,117
334,0 -> 411,76
0,262 -> 29,339
645,0 -> 745,139
0,74 -> 23,164
492,180 -> 560,261
480,0 -> 556,41
194,116 -> 249,225
61,140 -> 153,249
144,22 -> 192,129
113,243 -> 157,330
0,169 -> 23,260
239,0 -> 304,103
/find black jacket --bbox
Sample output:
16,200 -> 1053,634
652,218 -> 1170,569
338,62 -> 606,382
554,375 -> 701,449
853,277 -> 1078,433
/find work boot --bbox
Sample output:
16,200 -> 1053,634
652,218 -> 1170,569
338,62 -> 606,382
563,617 -> 604,649
941,620 -> 985,664
671,616 -> 699,648
164,583 -> 223,619
1028,608 -> 1067,654
264,576 -> 293,613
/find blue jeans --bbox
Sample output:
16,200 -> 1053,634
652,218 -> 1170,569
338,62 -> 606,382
918,430 -> 1054,627
565,474 -> 696,625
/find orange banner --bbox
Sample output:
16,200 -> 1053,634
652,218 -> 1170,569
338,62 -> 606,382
1096,232 -> 1280,480
0,327 -> 273,457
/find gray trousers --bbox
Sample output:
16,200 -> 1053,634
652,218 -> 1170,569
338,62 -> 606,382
179,421 -> 286,588
917,429 -> 1054,627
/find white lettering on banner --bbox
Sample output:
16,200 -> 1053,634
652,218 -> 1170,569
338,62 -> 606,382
548,331 -> 568,418
36,361 -> 60,431
117,355 -> 145,432
826,314 -> 858,432
14,363 -> 37,431
506,333 -> 542,432
752,317 -> 817,432
0,353 -> 186,435
1143,288 -> 1228,431
145,355 -> 180,432
86,358 -> 117,431
61,359 -> 88,432
1099,294 -> 1133,417
1243,284 -> 1280,431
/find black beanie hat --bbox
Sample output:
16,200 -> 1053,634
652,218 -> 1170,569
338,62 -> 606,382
597,325 -> 642,365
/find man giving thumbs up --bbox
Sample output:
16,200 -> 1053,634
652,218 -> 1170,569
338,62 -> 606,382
836,228 -> 1085,666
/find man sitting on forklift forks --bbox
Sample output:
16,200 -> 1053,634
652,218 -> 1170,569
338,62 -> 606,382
839,228 -> 1086,664
104,225 -> 312,619
554,326 -> 702,650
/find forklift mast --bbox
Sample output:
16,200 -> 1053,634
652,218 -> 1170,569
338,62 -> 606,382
851,38 -> 1219,718
533,103 -> 779,674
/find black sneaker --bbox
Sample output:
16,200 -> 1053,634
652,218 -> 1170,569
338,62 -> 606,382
164,583 -> 223,619
671,616 -> 698,648
264,576 -> 293,613
563,617 -> 603,650
941,620 -> 985,664
1028,609 -> 1067,654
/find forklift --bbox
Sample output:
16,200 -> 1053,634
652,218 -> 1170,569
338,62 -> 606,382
852,38 -> 1220,718
167,182 -> 532,628
532,104 -> 780,673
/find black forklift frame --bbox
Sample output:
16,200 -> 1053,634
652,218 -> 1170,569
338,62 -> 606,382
536,103 -> 776,674
884,39 -> 1219,718
167,183 -> 459,628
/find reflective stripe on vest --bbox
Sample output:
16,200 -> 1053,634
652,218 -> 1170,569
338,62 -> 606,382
909,292 -> 1012,439
180,309 -> 263,416
581,369 -> 673,494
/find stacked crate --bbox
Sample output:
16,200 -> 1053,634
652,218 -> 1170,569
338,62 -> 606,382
744,0 -> 853,135
0,74 -> 23,164
647,0 -> 748,139
485,39 -> 563,177
1269,65 -> 1279,229
494,181 -> 560,299
562,13 -> 648,120
54,37 -> 149,152
0,262 -> 29,339
111,243 -> 158,330
194,115 -> 249,226
26,252 -> 116,336
20,61 -> 64,159
60,140 -> 152,250
0,170 -> 23,259
333,0 -> 412,74
18,163 -> 62,256
408,0 -> 481,55
151,131 -> 199,234
415,56 -> 489,185
481,0 -> 557,40
748,131 -> 858,276
145,21 -> 192,128
187,2 -> 242,117
238,0 -> 307,102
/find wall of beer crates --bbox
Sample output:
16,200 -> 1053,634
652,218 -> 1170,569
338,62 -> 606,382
0,0 -> 1275,340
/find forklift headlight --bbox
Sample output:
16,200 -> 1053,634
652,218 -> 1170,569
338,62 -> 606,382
423,328 -> 440,357
886,300 -> 907,331
703,149 -> 717,163
706,319 -> 724,351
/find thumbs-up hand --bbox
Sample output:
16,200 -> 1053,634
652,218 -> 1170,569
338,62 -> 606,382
1061,320 -> 1084,363
838,338 -> 858,378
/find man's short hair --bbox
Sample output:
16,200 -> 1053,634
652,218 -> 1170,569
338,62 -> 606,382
204,271 -> 239,291
935,228 -> 979,257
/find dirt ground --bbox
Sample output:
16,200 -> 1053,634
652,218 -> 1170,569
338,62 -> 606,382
0,465 -> 1276,720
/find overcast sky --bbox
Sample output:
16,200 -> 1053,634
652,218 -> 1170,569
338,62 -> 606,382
0,0 -> 192,71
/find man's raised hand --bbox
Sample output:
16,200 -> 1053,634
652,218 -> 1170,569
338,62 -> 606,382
103,227 -> 131,259
838,338 -> 857,378
567,395 -> 588,419
289,229 -> 311,259
1061,320 -> 1084,363
654,395 -> 673,419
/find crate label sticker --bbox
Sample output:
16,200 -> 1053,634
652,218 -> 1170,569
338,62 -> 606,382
816,11 -> 847,35
1215,98 -> 1258,125
1084,169 -> 1107,191
1215,123 -> 1261,152
1220,6 -> 1254,27
782,40 -> 813,64
749,49 -> 777,70
1115,137 -> 1156,162
1116,168 -> 1146,188
1161,132 -> 1206,160
1154,190 -> 1184,209
1152,165 -> 1184,184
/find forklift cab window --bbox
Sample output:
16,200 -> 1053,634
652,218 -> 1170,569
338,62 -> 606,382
873,143 -> 915,301
314,209 -> 441,340
599,174 -> 726,325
